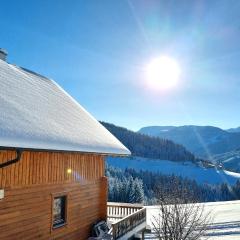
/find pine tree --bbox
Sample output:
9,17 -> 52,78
134,178 -> 144,203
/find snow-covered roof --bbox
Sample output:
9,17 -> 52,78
0,59 -> 130,155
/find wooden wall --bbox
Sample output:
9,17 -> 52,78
0,151 -> 105,188
0,150 -> 108,240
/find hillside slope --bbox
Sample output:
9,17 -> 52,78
101,122 -> 201,163
107,156 -> 240,185
213,149 -> 240,173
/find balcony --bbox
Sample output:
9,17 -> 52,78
107,202 -> 147,240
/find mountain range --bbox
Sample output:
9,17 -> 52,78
139,125 -> 240,158
227,127 -> 240,133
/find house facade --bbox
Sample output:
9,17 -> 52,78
0,49 -> 130,239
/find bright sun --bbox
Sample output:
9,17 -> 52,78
145,56 -> 181,90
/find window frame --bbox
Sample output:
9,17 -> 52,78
51,192 -> 68,230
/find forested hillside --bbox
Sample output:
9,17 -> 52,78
101,122 -> 200,163
107,165 -> 240,204
107,156 -> 240,185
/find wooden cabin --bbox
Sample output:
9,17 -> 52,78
0,49 -> 130,240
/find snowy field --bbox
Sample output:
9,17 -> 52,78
145,200 -> 240,239
107,156 -> 240,185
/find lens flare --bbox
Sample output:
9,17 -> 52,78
145,56 -> 181,90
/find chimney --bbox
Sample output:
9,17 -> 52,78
0,48 -> 8,61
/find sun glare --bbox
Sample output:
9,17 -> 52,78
145,56 -> 181,90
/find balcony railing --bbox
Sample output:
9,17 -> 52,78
107,202 -> 143,222
107,202 -> 147,240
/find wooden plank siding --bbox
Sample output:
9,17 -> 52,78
0,151 -> 105,187
0,150 -> 108,240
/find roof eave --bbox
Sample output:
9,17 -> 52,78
0,145 -> 131,157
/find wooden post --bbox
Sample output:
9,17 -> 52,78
112,225 -> 116,240
100,176 -> 108,220
142,230 -> 145,240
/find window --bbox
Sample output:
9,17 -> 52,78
52,195 -> 67,229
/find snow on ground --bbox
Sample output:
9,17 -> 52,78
107,156 -> 240,185
145,200 -> 240,239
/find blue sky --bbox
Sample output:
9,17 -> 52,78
1,0 -> 240,131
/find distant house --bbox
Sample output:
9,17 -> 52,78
0,49 -> 130,240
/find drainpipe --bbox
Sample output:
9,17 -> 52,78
0,149 -> 22,169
